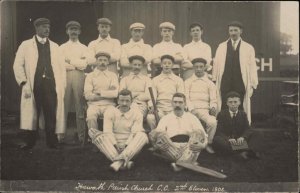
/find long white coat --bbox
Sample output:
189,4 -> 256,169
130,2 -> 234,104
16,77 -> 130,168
212,39 -> 258,123
13,36 -> 66,133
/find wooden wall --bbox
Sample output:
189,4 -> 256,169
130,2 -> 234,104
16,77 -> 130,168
1,1 -> 283,117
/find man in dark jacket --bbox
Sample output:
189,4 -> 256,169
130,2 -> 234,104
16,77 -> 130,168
212,91 -> 262,159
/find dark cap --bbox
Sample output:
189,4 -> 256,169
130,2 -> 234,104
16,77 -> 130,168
225,91 -> 241,100
95,51 -> 111,59
34,18 -> 50,27
189,22 -> 204,30
66,21 -> 81,29
228,21 -> 243,29
96,18 -> 112,26
191,57 -> 207,65
129,55 -> 145,63
161,54 -> 175,63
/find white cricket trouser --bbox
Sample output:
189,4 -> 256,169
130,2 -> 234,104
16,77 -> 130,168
192,109 -> 217,144
89,128 -> 148,162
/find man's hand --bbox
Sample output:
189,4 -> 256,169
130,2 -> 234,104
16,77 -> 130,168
249,87 -> 254,97
236,137 -> 245,146
228,138 -> 237,146
209,107 -> 217,116
109,85 -> 116,90
189,142 -> 204,152
65,58 -> 71,64
23,87 -> 31,98
191,109 -> 197,115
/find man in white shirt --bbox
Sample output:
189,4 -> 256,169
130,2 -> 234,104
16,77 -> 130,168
89,89 -> 148,171
152,22 -> 186,77
60,21 -> 89,144
119,55 -> 152,120
87,18 -> 121,74
149,93 -> 208,171
120,23 -> 152,77
184,58 -> 217,154
84,52 -> 119,131
183,23 -> 212,80
146,55 -> 184,130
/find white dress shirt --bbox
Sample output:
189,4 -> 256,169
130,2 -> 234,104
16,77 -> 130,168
119,73 -> 153,106
84,68 -> 119,106
104,106 -> 144,144
120,39 -> 152,67
184,74 -> 217,110
87,34 -> 121,63
60,40 -> 89,70
229,110 -> 239,118
155,111 -> 206,138
183,40 -> 212,65
152,40 -> 186,60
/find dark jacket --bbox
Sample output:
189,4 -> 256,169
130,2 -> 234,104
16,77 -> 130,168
216,110 -> 252,140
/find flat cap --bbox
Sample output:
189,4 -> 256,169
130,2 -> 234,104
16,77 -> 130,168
128,55 -> 146,63
97,18 -> 112,25
34,18 -> 50,27
95,51 -> 111,59
161,54 -> 175,63
129,22 -> 145,30
189,22 -> 204,30
159,22 -> 175,30
191,57 -> 207,65
228,21 -> 243,29
66,21 -> 81,29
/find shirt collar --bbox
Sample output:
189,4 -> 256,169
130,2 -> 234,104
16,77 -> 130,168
129,38 -> 144,45
129,72 -> 143,79
192,39 -> 202,44
36,35 -> 47,43
160,72 -> 177,81
98,34 -> 111,42
161,40 -> 174,44
117,107 -> 133,119
68,39 -> 80,44
94,68 -> 109,76
191,73 -> 208,81
231,38 -> 241,44
229,110 -> 238,117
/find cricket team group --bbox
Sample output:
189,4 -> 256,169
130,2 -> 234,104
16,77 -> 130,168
13,17 -> 262,172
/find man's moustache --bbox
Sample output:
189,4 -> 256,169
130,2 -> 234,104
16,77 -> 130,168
175,107 -> 181,110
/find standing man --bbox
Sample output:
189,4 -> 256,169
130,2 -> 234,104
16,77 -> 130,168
212,21 -> 258,123
84,52 -> 119,131
146,55 -> 184,130
119,55 -> 152,120
183,23 -> 212,80
13,18 -> 66,149
149,93 -> 208,171
152,22 -> 186,77
120,22 -> 152,77
88,18 -> 121,74
60,21 -> 89,144
89,89 -> 148,171
184,58 -> 217,153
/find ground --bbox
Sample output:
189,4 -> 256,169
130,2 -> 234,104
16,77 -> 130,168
1,114 -> 298,185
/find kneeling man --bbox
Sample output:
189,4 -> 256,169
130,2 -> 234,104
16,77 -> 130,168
89,89 -> 149,171
149,93 -> 208,171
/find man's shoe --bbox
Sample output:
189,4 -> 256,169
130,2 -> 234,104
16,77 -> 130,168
171,163 -> 183,172
110,160 -> 124,172
239,151 -> 249,160
205,145 -> 215,154
126,161 -> 134,170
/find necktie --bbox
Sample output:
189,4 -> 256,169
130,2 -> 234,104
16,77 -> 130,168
232,41 -> 236,50
232,112 -> 236,118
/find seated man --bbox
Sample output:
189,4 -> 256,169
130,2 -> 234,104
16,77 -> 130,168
184,58 -> 217,154
212,91 -> 262,160
147,55 -> 184,130
89,89 -> 149,171
84,51 -> 119,131
119,55 -> 152,119
149,93 -> 208,171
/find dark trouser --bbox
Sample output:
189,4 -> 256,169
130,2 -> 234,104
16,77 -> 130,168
33,78 -> 58,147
212,130 -> 264,155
